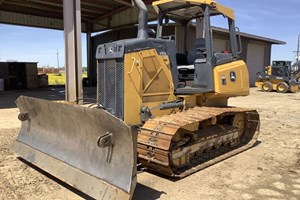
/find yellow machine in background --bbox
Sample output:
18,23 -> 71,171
13,0 -> 260,199
255,60 -> 299,93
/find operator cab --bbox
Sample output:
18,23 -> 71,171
153,0 -> 242,94
271,61 -> 292,78
177,37 -> 233,83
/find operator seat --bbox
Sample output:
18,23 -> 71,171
177,38 -> 206,83
187,38 -> 206,65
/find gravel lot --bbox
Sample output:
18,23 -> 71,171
0,88 -> 299,200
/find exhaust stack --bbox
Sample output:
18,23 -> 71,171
134,0 -> 148,39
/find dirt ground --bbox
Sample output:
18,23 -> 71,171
0,88 -> 300,200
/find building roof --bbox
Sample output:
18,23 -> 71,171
212,26 -> 286,45
153,0 -> 235,20
0,61 -> 38,64
0,0 -> 285,45
0,0 -> 157,32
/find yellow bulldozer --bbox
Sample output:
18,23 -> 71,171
13,0 -> 260,199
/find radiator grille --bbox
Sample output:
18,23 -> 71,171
97,59 -> 124,119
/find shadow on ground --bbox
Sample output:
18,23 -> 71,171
0,86 -> 96,109
133,183 -> 166,200
18,157 -> 165,200
18,158 -> 96,200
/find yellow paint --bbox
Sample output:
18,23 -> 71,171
212,60 -> 249,97
290,85 -> 299,93
153,0 -> 215,6
214,3 -> 235,19
255,81 -> 275,91
123,49 -> 176,125
256,81 -> 299,93
152,0 -> 235,19
123,50 -> 251,125
177,61 -> 250,107
178,95 -> 198,108
277,84 -> 285,92
266,66 -> 272,75
255,81 -> 262,88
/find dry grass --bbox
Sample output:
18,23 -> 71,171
47,73 -> 87,85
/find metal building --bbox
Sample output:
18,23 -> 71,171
0,62 -> 38,90
0,0 -> 158,101
0,0 -> 285,91
89,25 -> 285,86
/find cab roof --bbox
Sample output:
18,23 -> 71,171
152,0 -> 235,20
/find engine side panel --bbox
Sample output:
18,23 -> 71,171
124,49 -> 176,125
213,60 -> 249,97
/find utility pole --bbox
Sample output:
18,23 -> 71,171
56,49 -> 60,68
297,35 -> 300,62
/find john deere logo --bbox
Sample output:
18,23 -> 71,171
230,71 -> 236,82
108,46 -> 114,54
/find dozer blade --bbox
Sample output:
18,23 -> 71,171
12,96 -> 137,200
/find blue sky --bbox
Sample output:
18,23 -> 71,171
0,25 -> 87,67
0,0 -> 299,67
216,0 -> 300,62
